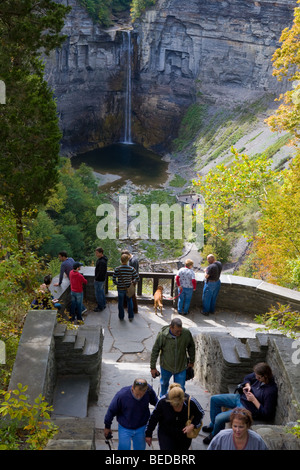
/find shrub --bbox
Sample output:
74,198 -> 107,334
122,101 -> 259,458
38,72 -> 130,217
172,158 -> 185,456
0,384 -> 58,450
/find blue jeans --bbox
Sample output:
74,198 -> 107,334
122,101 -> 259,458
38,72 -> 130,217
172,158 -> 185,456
177,287 -> 193,314
202,280 -> 221,313
94,281 -> 106,309
209,393 -> 242,436
117,290 -> 133,320
118,423 -> 146,450
160,367 -> 187,397
70,291 -> 83,320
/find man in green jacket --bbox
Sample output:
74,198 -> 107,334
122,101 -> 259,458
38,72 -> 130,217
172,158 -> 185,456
150,318 -> 195,396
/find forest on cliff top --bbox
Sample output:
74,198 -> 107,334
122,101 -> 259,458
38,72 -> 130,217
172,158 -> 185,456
78,0 -> 155,25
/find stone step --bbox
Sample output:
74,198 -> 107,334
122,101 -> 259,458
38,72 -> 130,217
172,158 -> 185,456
245,337 -> 265,358
77,326 -> 101,355
218,336 -> 241,364
256,333 -> 269,350
234,341 -> 251,362
46,417 -> 95,450
52,375 -> 90,419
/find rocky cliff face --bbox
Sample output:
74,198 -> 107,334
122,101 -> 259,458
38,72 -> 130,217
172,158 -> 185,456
133,0 -> 296,148
44,0 -> 129,154
45,0 -> 296,154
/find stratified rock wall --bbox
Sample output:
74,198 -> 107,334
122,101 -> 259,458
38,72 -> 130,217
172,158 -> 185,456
133,0 -> 296,147
45,0 -> 297,153
44,0 -> 127,154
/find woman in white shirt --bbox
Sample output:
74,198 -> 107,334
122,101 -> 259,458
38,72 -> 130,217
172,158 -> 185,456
208,408 -> 268,450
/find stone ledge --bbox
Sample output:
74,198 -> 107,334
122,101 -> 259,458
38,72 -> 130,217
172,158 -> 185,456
8,310 -> 57,404
253,424 -> 300,451
45,417 -> 95,450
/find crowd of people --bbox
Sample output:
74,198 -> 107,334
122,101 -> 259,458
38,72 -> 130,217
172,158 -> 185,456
31,248 -> 276,451
32,246 -> 223,324
104,359 -> 276,451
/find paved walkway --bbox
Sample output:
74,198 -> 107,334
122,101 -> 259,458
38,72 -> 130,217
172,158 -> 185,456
83,300 -> 261,450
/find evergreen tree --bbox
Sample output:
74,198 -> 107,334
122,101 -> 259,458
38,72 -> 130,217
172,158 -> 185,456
0,0 -> 70,251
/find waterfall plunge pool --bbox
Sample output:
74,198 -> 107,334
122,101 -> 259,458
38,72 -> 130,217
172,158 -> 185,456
71,143 -> 169,190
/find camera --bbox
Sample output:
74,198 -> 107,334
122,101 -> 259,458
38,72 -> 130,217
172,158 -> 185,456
234,383 -> 245,395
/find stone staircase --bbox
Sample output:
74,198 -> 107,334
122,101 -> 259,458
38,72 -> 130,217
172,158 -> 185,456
217,333 -> 270,394
45,322 -> 104,450
219,333 -> 269,367
53,322 -> 103,402
194,330 -> 272,398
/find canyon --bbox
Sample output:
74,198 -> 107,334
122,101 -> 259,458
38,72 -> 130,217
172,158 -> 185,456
44,0 -> 297,155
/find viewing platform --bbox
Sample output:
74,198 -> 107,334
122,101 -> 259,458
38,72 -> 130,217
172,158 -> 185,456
8,269 -> 300,451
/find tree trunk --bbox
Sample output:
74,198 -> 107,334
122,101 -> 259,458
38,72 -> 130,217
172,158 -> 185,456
16,213 -> 25,257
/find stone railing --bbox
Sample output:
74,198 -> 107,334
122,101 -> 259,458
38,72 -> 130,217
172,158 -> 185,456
64,268 -> 300,315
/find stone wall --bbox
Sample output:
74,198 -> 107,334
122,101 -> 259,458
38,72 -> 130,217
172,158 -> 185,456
266,336 -> 300,423
66,268 -> 300,315
8,309 -> 104,406
189,273 -> 300,314
192,329 -> 300,425
8,310 -> 58,404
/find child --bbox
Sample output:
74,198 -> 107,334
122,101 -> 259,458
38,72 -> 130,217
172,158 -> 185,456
69,262 -> 87,322
31,275 -> 61,312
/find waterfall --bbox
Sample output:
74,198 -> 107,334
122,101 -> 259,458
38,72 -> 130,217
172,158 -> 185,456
123,30 -> 132,144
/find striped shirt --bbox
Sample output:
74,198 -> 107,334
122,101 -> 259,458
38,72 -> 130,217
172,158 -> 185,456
113,264 -> 140,290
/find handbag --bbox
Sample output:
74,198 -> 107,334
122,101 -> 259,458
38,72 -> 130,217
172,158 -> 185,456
185,397 -> 202,439
126,282 -> 135,298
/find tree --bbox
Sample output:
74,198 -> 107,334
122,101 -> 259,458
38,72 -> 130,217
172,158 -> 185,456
0,0 -> 69,73
251,0 -> 300,288
265,0 -> 300,145
252,153 -> 300,287
192,148 -> 276,242
0,1 -> 70,251
130,0 -> 156,21
0,70 -> 62,250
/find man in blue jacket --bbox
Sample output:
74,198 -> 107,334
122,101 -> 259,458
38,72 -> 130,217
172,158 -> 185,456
104,378 -> 158,450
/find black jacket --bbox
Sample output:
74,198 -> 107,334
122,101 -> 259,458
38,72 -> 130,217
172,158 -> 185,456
95,255 -> 108,282
145,394 -> 204,439
240,372 -> 278,421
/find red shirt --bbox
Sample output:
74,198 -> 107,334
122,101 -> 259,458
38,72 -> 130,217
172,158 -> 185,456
69,270 -> 87,293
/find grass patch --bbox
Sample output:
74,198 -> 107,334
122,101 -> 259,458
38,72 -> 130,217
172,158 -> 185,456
169,174 -> 187,187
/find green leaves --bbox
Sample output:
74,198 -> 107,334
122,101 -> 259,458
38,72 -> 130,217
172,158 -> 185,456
266,0 -> 300,145
193,148 -> 276,239
0,384 -> 58,450
0,1 -> 69,251
255,303 -> 300,339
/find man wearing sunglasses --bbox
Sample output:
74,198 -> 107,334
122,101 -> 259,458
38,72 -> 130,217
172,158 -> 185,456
104,378 -> 158,450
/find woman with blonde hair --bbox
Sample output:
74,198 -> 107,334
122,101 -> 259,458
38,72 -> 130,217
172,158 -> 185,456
145,383 -> 204,451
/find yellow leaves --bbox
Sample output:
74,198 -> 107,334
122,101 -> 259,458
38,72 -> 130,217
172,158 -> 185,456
267,2 -> 300,144
0,384 -> 58,450
252,152 -> 300,288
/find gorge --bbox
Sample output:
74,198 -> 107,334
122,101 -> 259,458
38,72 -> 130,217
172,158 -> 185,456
44,0 -> 297,156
